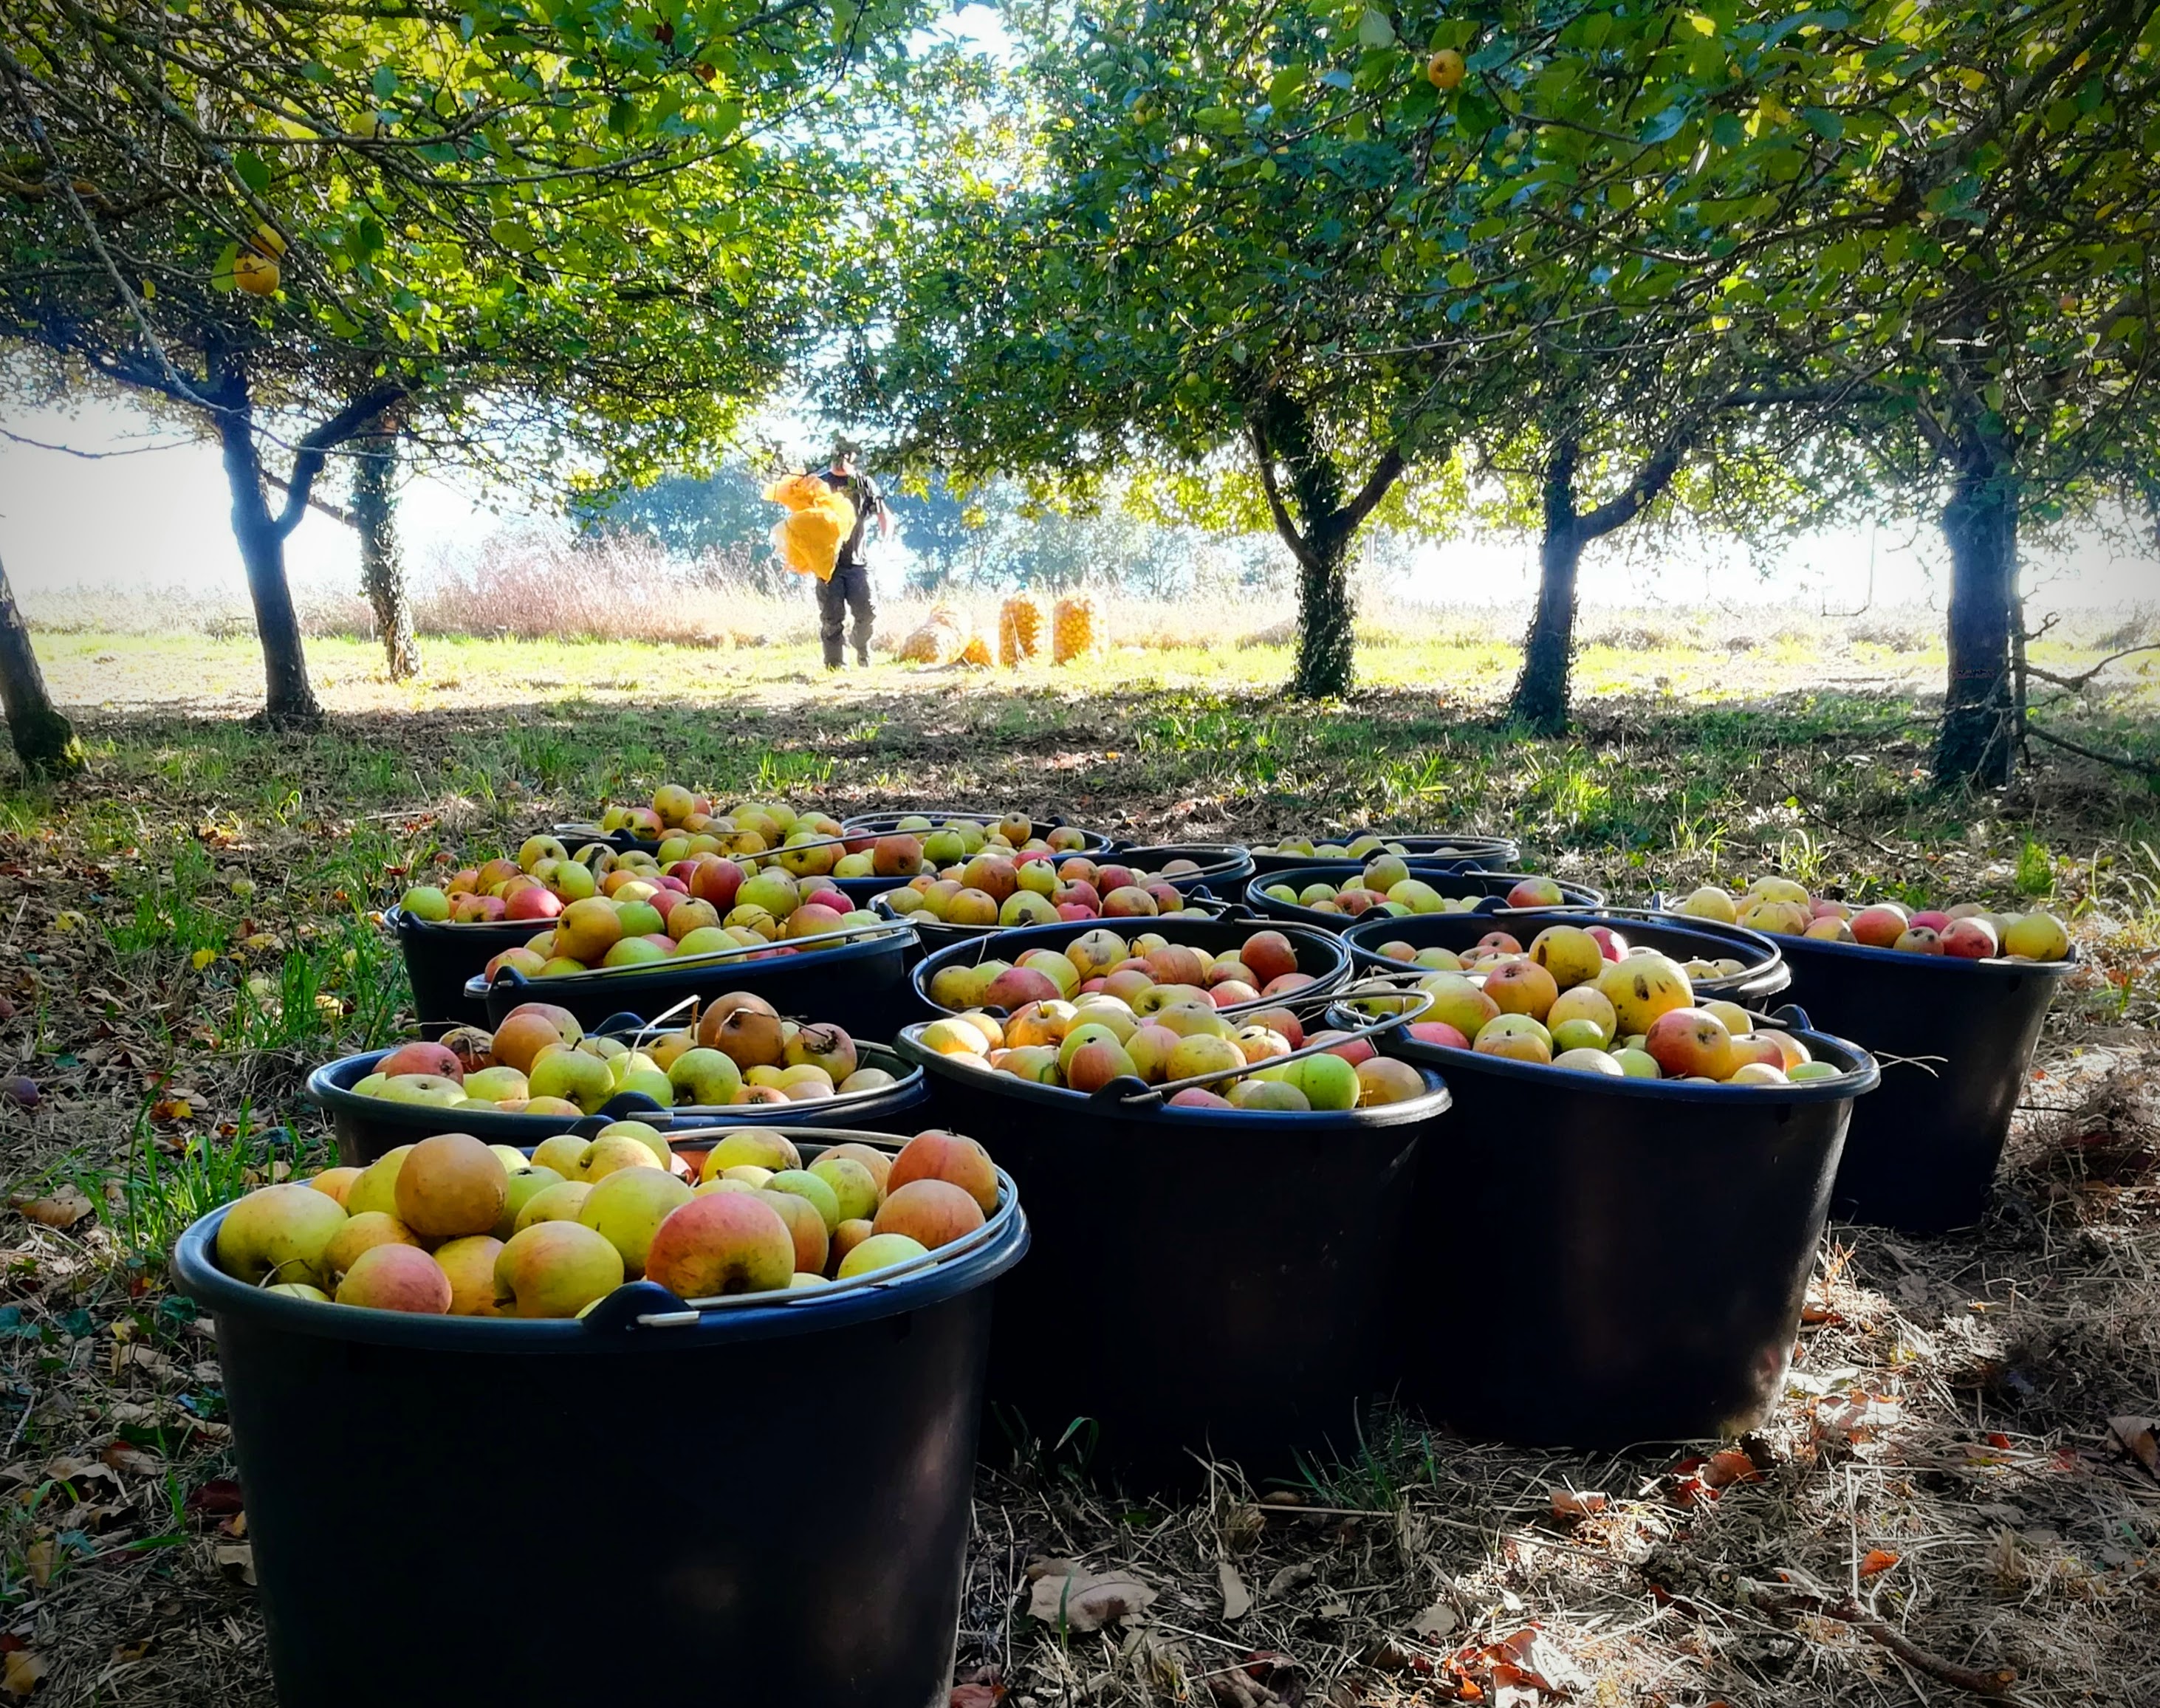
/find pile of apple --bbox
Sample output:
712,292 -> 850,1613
351,996 -> 894,1116
925,925 -> 1321,1017
1674,877 -> 2073,961
1250,834 -> 1495,860
914,992 -> 1421,1112
589,789 -> 854,863
1257,860 -> 1569,919
406,843 -> 892,981
879,851 -> 1221,930
1368,919 -> 1752,986
213,1125 -> 1001,1317
1348,920 -> 1851,1087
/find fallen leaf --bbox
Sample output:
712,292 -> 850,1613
2107,1416 -> 2159,1478
1549,1488 -> 1608,1520
24,1539 -> 54,1588
12,1189 -> 91,1231
110,1640 -> 151,1665
100,1441 -> 163,1478
1264,1560 -> 1316,1598
185,1478 -> 243,1517
1027,1566 -> 1153,1633
0,1649 -> 44,1698
215,1543 -> 255,1586
44,1455 -> 120,1494
1814,1391 -> 1899,1443
1218,1558 -> 1252,1620
950,1687 -> 1004,1708
1410,1599 -> 1458,1642
1489,1625 -> 1587,1695
1858,1549 -> 1900,1578
1702,1450 -> 1762,1489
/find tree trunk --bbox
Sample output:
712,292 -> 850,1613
1509,439 -> 1583,736
1935,445 -> 2018,787
1293,524 -> 1356,699
209,352 -> 324,728
0,555 -> 83,778
352,425 -> 420,680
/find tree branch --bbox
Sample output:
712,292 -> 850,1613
272,385 -> 407,538
261,470 -> 357,529
2021,642 -> 2160,693
2025,721 -> 2160,779
1577,437 -> 1687,541
1339,446 -> 1407,534
1246,419 -> 1317,572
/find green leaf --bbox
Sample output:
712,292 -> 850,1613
1269,64 -> 1307,110
1357,9 -> 1394,49
1801,106 -> 1843,140
370,64 -> 398,101
233,151 -> 270,193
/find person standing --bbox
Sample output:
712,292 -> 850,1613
815,440 -> 893,669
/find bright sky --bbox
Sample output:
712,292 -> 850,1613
3,394 -> 2156,617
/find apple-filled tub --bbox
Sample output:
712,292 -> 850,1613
1333,933 -> 1879,1449
309,992 -> 930,1165
174,1125 -> 1027,1708
894,975 -> 1451,1490
1663,879 -> 2080,1233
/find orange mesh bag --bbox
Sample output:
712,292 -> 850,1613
998,596 -> 1044,667
1051,595 -> 1099,665
762,473 -> 857,583
899,607 -> 967,664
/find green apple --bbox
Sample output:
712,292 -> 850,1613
529,1133 -> 588,1179
494,1165 -> 566,1240
577,1167 -> 693,1277
668,1047 -> 744,1106
377,1073 -> 466,1108
463,1066 -> 529,1104
528,1049 -> 614,1114
765,1168 -> 843,1233
594,1119 -> 671,1167
513,1179 -> 594,1232
494,1221 -> 624,1317
809,1155 -> 880,1223
400,885 -> 451,922
343,1145 -> 412,1218
216,1184 -> 349,1287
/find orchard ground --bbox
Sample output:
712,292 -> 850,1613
0,625 -> 2156,1707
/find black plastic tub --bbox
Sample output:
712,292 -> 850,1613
893,1027 -> 1447,1489
1343,908 -> 1792,1004
468,925 -> 925,1040
1767,933 -> 2080,1233
389,906 -> 537,1031
1247,833 -> 1523,876
910,913 -> 1350,1021
306,1038 -> 929,1167
1364,1006 -> 1877,1448
841,808 -> 1116,855
173,1130 -> 1027,1708
1245,867 -> 1606,933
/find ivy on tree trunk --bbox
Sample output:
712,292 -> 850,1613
352,425 -> 421,682
1247,390 -> 1404,701
0,555 -> 83,778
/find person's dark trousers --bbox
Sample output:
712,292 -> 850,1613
817,563 -> 875,668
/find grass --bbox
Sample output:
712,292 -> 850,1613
0,634 -> 2156,1704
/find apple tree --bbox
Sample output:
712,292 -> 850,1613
0,0 -> 911,722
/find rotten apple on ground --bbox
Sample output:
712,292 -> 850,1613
214,1128 -> 1003,1317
